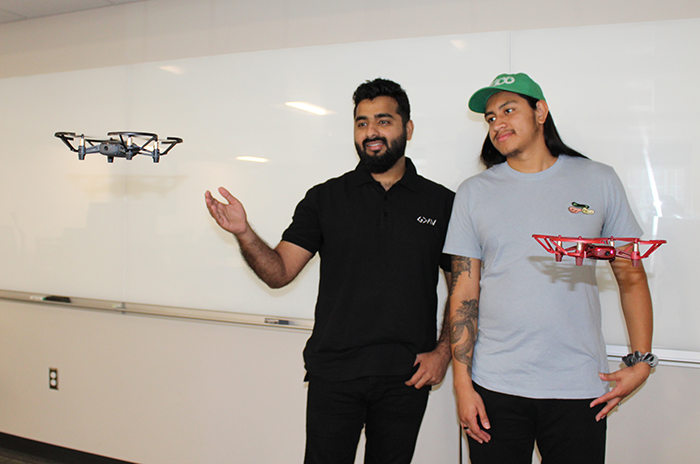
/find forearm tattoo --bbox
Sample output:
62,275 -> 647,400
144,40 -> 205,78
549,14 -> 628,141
451,299 -> 478,374
450,256 -> 478,374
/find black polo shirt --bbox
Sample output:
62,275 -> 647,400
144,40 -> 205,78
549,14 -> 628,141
282,158 -> 454,381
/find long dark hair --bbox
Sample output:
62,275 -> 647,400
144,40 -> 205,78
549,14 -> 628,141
479,95 -> 588,169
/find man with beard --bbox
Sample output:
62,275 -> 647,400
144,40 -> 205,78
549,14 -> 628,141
205,78 -> 454,464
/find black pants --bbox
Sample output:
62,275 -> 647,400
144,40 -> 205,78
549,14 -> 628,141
304,374 -> 430,464
467,384 -> 607,464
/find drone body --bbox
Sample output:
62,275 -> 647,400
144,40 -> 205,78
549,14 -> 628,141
55,131 -> 183,163
532,235 -> 666,267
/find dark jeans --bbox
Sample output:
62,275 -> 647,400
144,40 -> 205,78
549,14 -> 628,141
468,383 -> 607,464
304,374 -> 430,464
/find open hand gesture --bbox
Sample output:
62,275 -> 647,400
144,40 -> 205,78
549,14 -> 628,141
205,187 -> 249,236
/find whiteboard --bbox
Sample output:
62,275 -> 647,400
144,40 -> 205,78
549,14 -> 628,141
0,20 -> 696,352
510,20 -> 699,352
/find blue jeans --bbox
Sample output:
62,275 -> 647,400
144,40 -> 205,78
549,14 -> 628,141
467,383 -> 607,464
304,374 -> 430,464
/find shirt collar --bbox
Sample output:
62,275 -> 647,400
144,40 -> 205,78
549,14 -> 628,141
349,157 -> 420,192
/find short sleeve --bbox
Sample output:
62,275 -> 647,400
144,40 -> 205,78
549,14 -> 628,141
443,181 -> 482,260
281,187 -> 322,255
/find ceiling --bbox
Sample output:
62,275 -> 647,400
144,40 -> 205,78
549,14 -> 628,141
0,0 -> 145,25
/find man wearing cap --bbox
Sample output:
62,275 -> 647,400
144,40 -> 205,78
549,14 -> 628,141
444,73 -> 655,463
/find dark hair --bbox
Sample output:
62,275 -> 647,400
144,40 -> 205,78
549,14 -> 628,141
353,78 -> 410,127
479,94 -> 588,169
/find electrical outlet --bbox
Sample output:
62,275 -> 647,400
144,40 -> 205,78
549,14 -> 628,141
49,368 -> 58,390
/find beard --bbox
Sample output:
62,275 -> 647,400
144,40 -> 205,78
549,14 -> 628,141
355,131 -> 408,174
501,148 -> 522,158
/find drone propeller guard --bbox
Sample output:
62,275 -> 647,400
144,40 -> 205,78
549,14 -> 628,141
55,131 -> 182,163
532,235 -> 666,266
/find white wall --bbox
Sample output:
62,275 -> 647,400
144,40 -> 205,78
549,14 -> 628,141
1,1 -> 700,463
0,300 -> 311,463
1,0 -> 699,78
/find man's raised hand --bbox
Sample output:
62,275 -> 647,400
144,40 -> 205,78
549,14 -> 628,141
205,187 -> 249,236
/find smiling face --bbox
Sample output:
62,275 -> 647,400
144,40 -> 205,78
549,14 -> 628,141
484,91 -> 548,159
354,96 -> 414,173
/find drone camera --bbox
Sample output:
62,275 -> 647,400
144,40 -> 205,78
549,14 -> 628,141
99,142 -> 125,157
586,244 -> 616,261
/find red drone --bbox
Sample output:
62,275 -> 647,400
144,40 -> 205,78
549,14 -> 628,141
532,235 -> 666,267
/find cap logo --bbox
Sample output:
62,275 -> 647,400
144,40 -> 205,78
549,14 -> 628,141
491,76 -> 515,87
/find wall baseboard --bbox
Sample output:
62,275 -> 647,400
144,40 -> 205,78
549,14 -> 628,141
0,433 -> 136,464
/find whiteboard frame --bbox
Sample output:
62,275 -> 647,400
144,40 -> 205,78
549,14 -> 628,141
0,289 -> 314,331
2,288 -> 697,368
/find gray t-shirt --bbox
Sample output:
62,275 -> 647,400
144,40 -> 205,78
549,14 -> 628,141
444,155 -> 643,399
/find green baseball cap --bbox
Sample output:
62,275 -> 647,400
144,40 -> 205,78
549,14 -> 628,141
468,73 -> 546,113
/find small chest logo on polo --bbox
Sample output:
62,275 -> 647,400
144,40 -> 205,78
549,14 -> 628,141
568,202 -> 595,215
417,216 -> 437,226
